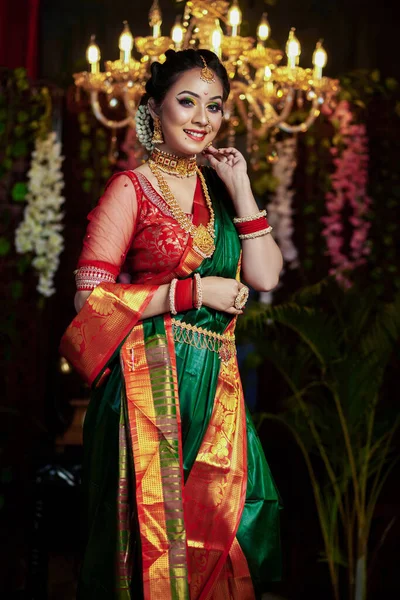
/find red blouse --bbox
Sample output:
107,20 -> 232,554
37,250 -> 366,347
77,171 -> 204,287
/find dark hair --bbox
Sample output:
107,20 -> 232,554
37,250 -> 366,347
141,48 -> 230,107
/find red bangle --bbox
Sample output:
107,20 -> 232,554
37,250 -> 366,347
235,216 -> 270,235
175,278 -> 193,313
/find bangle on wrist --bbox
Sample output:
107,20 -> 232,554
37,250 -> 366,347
234,213 -> 273,240
235,216 -> 269,235
233,209 -> 267,224
193,273 -> 203,309
169,278 -> 178,315
238,226 -> 273,240
175,278 -> 193,313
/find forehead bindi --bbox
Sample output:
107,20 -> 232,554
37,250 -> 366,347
170,68 -> 223,100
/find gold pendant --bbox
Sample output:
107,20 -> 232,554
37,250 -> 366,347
193,224 -> 215,257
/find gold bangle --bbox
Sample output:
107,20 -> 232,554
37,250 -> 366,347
193,273 -> 202,309
169,278 -> 178,315
233,209 -> 267,224
238,226 -> 273,240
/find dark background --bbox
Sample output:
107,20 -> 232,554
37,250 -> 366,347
0,0 -> 399,598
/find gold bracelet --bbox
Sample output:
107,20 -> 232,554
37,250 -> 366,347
169,278 -> 178,315
233,209 -> 267,224
238,226 -> 273,240
193,273 -> 203,309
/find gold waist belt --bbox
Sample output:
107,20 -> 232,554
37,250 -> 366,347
171,318 -> 236,363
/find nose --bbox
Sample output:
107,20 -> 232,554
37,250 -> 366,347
193,104 -> 209,128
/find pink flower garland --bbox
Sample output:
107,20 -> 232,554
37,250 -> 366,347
321,100 -> 372,288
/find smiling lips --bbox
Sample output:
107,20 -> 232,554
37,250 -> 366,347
184,129 -> 207,142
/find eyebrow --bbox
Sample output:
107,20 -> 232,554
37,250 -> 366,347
177,90 -> 223,101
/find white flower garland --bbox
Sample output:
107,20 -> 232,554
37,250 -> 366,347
267,138 -> 299,268
135,104 -> 153,151
260,138 -> 298,305
15,131 -> 65,297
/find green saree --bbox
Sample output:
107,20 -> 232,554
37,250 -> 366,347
60,168 -> 281,599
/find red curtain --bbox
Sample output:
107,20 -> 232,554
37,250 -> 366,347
0,0 -> 40,79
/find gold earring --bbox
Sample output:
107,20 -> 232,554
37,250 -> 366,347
152,116 -> 164,145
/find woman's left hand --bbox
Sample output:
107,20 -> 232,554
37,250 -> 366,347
202,146 -> 249,196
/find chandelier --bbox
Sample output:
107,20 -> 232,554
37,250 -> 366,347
74,0 -> 339,156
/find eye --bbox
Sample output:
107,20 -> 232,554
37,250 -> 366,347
207,103 -> 223,114
178,97 -> 196,107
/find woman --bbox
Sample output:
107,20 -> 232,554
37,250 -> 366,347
60,49 -> 283,600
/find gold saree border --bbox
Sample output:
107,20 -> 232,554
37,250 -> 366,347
184,317 -> 254,600
120,318 -> 189,600
59,282 -> 158,386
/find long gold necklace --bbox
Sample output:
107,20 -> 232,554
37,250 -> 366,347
149,147 -> 197,178
148,161 -> 215,258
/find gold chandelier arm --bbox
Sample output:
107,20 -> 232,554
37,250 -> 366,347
267,88 -> 296,127
121,90 -> 138,120
89,91 -> 134,129
278,95 -> 322,133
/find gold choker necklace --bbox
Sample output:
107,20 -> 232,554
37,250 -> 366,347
149,147 -> 197,178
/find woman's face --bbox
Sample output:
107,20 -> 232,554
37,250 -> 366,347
153,67 -> 225,156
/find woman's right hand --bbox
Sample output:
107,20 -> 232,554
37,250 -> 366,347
201,276 -> 245,315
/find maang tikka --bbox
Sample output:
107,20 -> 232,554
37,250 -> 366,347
199,55 -> 215,84
152,116 -> 164,145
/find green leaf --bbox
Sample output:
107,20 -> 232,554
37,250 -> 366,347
0,122 -> 5,135
14,67 -> 27,79
82,180 -> 93,194
14,124 -> 25,137
80,139 -> 92,152
0,237 -> 11,256
371,70 -> 380,83
303,259 -> 313,270
17,111 -> 29,123
96,140 -> 107,153
11,281 -> 23,300
305,164 -> 316,176
83,167 -> 95,180
17,255 -> 31,275
2,158 -> 12,171
354,100 -> 366,109
385,78 -> 398,91
11,182 -> 28,202
11,140 -> 28,158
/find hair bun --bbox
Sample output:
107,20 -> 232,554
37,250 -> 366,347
164,49 -> 177,61
150,61 -> 161,78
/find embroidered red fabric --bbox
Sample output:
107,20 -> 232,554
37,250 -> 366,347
77,171 -> 203,286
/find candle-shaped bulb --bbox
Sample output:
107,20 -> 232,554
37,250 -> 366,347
171,17 -> 184,50
86,35 -> 101,73
286,27 -> 301,68
211,19 -> 223,57
119,21 -> 133,64
263,66 -> 273,95
312,40 -> 327,79
228,0 -> 242,37
257,13 -> 270,43
149,0 -> 162,39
